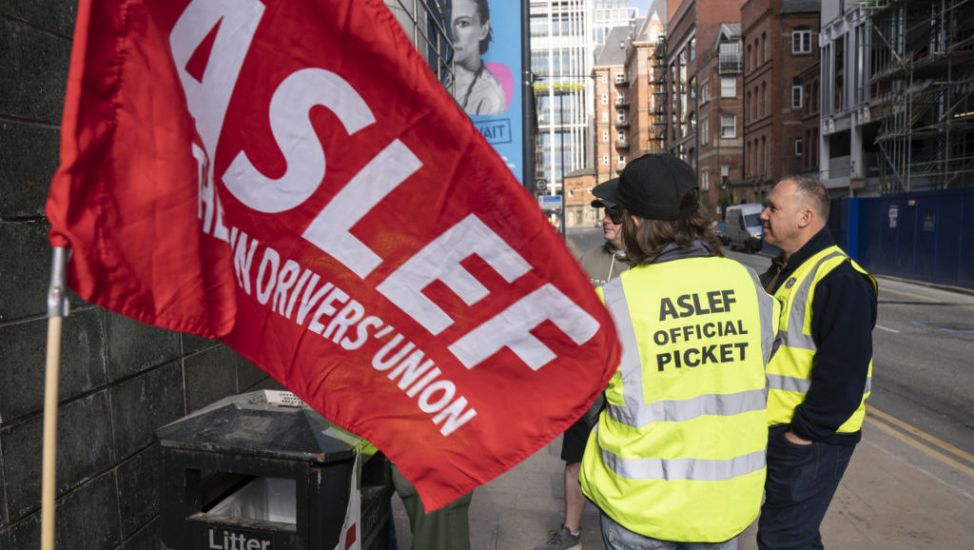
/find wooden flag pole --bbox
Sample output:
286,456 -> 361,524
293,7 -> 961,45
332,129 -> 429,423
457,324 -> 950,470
41,247 -> 70,550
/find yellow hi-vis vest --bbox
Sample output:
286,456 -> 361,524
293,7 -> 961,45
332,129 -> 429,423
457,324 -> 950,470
580,256 -> 780,543
766,245 -> 877,433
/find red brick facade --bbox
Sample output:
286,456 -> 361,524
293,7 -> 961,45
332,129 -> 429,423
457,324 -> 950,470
740,0 -> 820,202
660,0 -> 747,218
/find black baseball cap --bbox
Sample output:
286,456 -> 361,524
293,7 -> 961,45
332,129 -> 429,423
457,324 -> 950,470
609,154 -> 699,220
590,178 -> 619,209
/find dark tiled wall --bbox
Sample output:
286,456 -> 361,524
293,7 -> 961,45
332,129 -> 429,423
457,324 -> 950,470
0,2 -> 269,547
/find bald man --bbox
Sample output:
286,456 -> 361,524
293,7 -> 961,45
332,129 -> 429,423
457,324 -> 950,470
756,176 -> 877,550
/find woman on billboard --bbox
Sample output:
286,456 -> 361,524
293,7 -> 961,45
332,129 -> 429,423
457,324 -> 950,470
448,0 -> 507,115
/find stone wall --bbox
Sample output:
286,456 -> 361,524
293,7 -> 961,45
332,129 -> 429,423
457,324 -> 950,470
0,3 -> 269,548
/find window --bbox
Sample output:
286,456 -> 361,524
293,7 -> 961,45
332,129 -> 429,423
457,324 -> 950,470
701,170 -> 710,190
793,28 -> 812,54
700,118 -> 710,145
601,94 -> 609,105
602,111 -> 609,123
721,114 -> 736,138
700,79 -> 711,104
792,84 -> 803,109
602,130 -> 609,142
617,131 -> 625,141
721,77 -> 736,98
600,73 -> 608,84
602,155 -> 610,166
689,37 -> 697,61
761,136 -> 767,174
721,164 -> 730,178
761,82 -> 767,116
795,138 -> 804,156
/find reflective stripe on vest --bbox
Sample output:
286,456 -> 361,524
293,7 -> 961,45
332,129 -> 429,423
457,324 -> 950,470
596,425 -> 766,481
602,272 -> 777,428
779,251 -> 843,350
768,374 -> 873,394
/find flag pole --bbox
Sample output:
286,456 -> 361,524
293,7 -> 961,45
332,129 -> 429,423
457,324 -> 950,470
41,246 -> 70,550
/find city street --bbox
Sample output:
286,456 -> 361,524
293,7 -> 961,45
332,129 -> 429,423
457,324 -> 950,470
390,228 -> 974,549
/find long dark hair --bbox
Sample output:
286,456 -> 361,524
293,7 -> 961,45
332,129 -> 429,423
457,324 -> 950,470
621,189 -> 724,266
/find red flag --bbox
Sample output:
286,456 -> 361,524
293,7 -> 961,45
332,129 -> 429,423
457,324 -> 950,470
46,0 -> 620,510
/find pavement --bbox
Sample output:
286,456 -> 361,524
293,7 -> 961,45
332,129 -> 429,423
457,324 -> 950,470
392,421 -> 974,549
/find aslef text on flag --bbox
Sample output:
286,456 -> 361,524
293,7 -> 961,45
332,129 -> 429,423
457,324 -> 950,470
46,0 -> 621,510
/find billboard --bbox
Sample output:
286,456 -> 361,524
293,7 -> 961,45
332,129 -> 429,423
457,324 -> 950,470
442,0 -> 526,184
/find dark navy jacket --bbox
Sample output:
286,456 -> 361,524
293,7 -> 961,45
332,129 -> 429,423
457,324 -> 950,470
760,228 -> 878,445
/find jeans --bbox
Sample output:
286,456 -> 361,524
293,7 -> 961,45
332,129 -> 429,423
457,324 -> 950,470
600,512 -> 739,550
757,425 -> 856,550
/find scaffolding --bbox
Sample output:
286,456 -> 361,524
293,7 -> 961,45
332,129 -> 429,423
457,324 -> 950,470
867,0 -> 974,192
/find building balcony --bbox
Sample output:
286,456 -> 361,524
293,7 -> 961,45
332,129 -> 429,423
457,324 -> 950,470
718,59 -> 743,74
615,118 -> 631,128
615,138 -> 630,150
615,74 -> 629,86
615,97 -> 630,107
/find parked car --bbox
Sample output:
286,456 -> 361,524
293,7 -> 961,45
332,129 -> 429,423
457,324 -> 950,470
725,203 -> 764,253
715,221 -> 730,245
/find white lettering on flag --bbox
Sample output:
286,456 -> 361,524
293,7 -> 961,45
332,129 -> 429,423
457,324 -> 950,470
377,214 -> 532,335
449,284 -> 600,370
224,68 -> 377,213
302,139 -> 423,278
170,0 -> 264,161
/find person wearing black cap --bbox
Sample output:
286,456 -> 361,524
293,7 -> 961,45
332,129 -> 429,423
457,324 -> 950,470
535,180 -> 628,550
577,179 -> 629,287
578,154 -> 780,549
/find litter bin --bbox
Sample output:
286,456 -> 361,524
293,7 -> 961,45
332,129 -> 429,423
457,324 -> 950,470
157,390 -> 391,550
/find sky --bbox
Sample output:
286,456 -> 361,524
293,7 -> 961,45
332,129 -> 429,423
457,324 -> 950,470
629,0 -> 666,20
628,0 -> 652,12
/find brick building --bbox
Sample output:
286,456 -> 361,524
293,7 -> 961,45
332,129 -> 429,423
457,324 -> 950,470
797,59 -> 821,174
657,0 -> 747,216
564,167 -> 599,228
625,13 -> 667,160
594,26 -> 634,185
740,0 -> 821,202
696,24 -> 745,216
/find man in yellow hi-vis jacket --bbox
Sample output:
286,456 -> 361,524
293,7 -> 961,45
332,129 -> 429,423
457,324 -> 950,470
579,153 -> 780,549
756,176 -> 877,550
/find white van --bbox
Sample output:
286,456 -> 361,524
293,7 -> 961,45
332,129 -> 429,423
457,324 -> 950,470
725,203 -> 764,253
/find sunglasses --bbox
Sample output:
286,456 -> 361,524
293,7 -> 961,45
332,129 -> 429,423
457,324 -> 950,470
605,207 -> 623,224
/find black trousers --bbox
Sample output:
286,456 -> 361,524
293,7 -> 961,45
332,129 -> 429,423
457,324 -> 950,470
757,425 -> 856,550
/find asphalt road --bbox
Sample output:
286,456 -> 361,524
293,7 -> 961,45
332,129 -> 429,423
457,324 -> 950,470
567,227 -> 974,474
